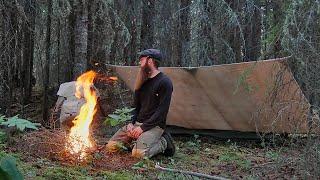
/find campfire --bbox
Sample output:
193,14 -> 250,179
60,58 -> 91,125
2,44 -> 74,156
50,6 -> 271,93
66,70 -> 98,159
14,70 -> 138,169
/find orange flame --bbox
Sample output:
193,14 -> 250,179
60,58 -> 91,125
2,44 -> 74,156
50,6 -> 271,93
67,71 -> 97,158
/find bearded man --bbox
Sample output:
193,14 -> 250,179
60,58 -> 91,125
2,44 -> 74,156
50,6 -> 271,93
106,49 -> 175,158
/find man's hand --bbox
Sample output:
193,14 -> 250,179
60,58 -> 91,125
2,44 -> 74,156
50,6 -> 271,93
126,123 -> 134,132
129,127 -> 143,139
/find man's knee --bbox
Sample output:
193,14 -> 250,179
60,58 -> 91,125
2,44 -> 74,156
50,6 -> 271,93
106,140 -> 119,153
131,148 -> 147,158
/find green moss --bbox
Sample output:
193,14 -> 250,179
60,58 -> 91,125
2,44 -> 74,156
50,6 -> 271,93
218,151 -> 251,170
266,151 -> 280,161
157,171 -> 200,180
96,170 -> 136,180
0,130 -> 7,143
244,175 -> 260,180
0,151 -> 38,180
42,166 -> 91,180
18,161 -> 39,179
0,150 -> 21,160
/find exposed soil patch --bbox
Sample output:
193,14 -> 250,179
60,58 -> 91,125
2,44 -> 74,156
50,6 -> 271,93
9,129 -> 138,171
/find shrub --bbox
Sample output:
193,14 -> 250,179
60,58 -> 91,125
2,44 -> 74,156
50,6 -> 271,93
0,115 -> 41,132
104,107 -> 134,127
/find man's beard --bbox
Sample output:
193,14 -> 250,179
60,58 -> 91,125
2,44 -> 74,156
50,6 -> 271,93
134,65 -> 150,90
143,65 -> 151,75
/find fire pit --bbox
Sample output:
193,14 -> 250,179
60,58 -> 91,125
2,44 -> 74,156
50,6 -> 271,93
12,71 -> 138,169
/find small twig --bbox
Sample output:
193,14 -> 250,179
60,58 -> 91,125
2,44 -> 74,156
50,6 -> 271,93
155,163 -> 230,180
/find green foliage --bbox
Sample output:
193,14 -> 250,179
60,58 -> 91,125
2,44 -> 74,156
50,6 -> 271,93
244,175 -> 260,180
43,166 -> 89,180
132,157 -> 154,170
157,171 -> 197,180
115,142 -> 128,151
0,116 -> 7,143
219,152 -> 239,162
0,155 -> 23,180
104,107 -> 134,127
226,139 -> 240,151
97,171 -> 135,180
0,150 -> 20,160
185,134 -> 201,150
44,166 -> 137,180
0,131 -> 7,144
263,24 -> 281,49
1,115 -> 41,132
219,151 -> 251,170
266,151 -> 279,161
0,115 -> 7,143
0,115 -> 5,124
0,167 -> 11,180
233,63 -> 259,95
18,161 -> 39,179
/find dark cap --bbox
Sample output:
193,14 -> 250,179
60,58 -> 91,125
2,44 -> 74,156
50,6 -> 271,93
138,49 -> 163,62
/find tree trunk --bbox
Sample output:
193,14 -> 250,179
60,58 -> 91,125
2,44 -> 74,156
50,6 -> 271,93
123,0 -> 138,66
108,2 -> 119,65
158,0 -> 172,66
73,0 -> 88,78
140,0 -> 155,49
43,0 -> 52,122
57,0 -> 62,85
225,0 -> 243,63
57,19 -> 61,85
67,0 -> 76,80
6,3 -> 18,116
0,4 -> 6,114
0,1 -> 17,115
179,0 -> 191,66
272,0 -> 282,58
170,1 -> 178,66
87,0 -> 93,69
22,0 -> 35,104
244,1 -> 261,61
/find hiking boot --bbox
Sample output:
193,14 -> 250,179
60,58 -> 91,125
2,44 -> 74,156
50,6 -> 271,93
162,131 -> 175,157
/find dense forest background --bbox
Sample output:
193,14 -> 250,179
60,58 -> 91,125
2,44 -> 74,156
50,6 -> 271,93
0,0 -> 319,121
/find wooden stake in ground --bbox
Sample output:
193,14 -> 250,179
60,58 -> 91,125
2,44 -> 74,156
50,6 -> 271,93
155,163 -> 230,180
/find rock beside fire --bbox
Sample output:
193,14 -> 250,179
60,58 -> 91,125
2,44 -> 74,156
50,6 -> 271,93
52,81 -> 100,130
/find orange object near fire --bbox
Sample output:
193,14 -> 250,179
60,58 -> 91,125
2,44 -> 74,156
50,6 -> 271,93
109,76 -> 118,81
66,70 -> 97,159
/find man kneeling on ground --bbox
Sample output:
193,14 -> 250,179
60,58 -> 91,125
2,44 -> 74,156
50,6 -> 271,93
106,49 -> 175,158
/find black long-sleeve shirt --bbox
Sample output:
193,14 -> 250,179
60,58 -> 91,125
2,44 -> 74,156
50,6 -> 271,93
131,72 -> 173,132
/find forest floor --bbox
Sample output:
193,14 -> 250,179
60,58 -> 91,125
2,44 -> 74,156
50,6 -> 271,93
0,88 -> 317,179
1,127 -> 311,179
